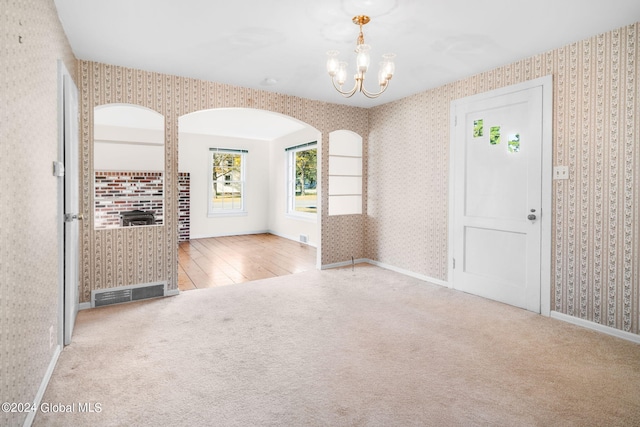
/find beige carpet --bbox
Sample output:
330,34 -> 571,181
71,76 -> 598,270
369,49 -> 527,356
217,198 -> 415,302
34,264 -> 640,426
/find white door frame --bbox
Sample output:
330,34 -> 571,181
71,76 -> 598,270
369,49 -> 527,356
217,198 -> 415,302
447,75 -> 553,316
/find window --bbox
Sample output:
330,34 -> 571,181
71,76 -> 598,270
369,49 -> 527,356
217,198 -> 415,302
286,142 -> 317,218
209,148 -> 247,215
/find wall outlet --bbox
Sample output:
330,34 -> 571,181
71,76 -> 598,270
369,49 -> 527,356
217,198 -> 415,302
553,165 -> 569,180
49,325 -> 54,349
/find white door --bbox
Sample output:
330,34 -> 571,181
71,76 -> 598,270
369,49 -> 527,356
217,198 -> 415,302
450,81 -> 546,313
62,65 -> 80,345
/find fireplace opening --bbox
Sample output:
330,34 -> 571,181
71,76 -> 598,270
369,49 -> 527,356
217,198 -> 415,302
120,210 -> 156,226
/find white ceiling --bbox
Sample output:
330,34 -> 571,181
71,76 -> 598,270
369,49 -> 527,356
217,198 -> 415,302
54,0 -> 640,111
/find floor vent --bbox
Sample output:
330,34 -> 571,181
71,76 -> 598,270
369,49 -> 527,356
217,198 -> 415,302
92,282 -> 166,308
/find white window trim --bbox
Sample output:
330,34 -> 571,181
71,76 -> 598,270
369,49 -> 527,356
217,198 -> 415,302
208,148 -> 247,217
285,142 -> 317,221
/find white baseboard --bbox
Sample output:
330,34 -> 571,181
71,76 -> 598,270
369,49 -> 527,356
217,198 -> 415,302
78,302 -> 91,311
23,345 -> 61,427
266,230 -> 317,248
321,258 -> 368,270
190,230 -> 317,248
363,259 -> 449,288
190,229 -> 270,240
550,311 -> 640,344
321,258 -> 449,289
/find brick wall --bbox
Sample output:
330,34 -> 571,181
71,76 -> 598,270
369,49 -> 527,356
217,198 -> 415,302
94,171 -> 164,228
178,172 -> 190,241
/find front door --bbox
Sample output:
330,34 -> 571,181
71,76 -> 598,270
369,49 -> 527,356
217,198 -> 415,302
450,79 -> 547,313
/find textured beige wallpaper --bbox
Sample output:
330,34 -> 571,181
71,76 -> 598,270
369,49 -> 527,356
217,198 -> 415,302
367,23 -> 639,334
78,62 -> 369,302
2,5 -> 636,427
0,0 -> 76,425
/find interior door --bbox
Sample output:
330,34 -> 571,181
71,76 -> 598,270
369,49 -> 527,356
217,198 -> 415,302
63,68 -> 80,345
451,84 -> 543,313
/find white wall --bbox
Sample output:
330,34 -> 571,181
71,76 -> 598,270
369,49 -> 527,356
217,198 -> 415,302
94,106 -> 164,171
179,127 -> 321,244
268,128 -> 322,246
94,140 -> 164,171
179,133 -> 270,238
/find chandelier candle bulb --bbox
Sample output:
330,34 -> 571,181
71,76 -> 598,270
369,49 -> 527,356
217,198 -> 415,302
378,65 -> 387,87
356,44 -> 371,73
337,62 -> 348,86
382,53 -> 396,79
325,15 -> 396,99
326,50 -> 340,76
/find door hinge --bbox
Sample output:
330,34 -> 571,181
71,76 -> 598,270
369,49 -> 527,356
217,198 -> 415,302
52,161 -> 65,177
454,116 -> 457,126
65,213 -> 84,222
453,258 -> 456,269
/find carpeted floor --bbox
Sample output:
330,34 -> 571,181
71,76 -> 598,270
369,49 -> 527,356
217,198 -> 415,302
34,264 -> 640,426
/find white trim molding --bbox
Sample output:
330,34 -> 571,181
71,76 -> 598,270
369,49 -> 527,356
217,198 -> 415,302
364,259 -> 449,288
550,311 -> 640,344
322,258 -> 449,288
321,258 -> 369,270
23,345 -> 61,427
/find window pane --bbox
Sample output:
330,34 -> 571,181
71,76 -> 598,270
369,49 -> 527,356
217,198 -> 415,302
211,152 -> 244,212
230,182 -> 242,210
295,149 -> 317,214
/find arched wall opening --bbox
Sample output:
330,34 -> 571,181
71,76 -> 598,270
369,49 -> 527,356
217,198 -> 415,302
178,108 -> 322,263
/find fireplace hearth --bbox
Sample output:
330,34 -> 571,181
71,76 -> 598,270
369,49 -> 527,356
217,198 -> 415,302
120,210 -> 156,226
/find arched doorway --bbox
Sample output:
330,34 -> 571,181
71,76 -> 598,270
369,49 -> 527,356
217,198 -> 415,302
177,108 -> 322,289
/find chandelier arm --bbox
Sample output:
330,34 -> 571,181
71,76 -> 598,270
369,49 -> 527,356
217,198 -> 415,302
331,76 -> 359,98
360,80 -> 390,99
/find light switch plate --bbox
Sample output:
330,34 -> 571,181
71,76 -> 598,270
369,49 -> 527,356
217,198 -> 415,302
553,165 -> 568,180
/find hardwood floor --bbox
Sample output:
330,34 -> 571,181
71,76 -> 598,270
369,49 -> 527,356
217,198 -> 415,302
178,233 -> 317,291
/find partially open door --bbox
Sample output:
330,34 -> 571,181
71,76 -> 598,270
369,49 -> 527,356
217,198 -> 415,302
60,61 -> 80,345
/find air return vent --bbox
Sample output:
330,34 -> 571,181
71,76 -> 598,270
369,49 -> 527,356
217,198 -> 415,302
91,282 -> 166,308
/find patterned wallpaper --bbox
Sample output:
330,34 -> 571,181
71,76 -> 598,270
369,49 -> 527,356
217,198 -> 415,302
367,23 -> 639,334
2,3 -> 636,426
1,0 -> 76,425
78,61 -> 369,302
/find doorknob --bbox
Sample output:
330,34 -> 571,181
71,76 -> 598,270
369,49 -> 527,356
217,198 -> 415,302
527,214 -> 537,220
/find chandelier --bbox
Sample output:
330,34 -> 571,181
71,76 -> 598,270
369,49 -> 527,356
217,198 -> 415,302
326,15 -> 396,99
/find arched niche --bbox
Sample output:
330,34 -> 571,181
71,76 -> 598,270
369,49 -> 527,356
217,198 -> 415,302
93,103 -> 165,229
328,130 -> 363,216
